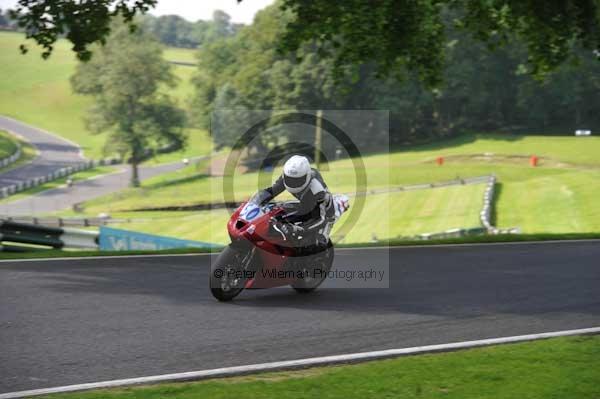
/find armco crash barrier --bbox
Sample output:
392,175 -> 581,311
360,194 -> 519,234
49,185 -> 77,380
99,226 -> 219,251
0,220 -> 99,250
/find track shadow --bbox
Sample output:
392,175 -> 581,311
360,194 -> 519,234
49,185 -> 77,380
2,242 -> 599,319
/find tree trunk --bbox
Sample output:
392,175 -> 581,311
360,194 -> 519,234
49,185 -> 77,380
130,161 -> 140,187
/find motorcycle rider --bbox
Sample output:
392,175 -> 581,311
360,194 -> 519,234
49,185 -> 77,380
251,155 -> 335,248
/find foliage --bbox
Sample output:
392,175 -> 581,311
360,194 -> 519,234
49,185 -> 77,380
9,0 -> 598,87
279,0 -> 600,86
191,3 -> 600,149
140,10 -> 241,49
8,0 -> 157,61
71,20 -> 186,186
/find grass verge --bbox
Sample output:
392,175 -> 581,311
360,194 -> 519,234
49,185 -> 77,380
0,130 -> 37,173
0,129 -> 19,158
35,335 -> 600,399
2,233 -> 599,260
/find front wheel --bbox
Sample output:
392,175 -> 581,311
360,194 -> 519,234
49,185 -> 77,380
210,246 -> 248,302
291,242 -> 334,293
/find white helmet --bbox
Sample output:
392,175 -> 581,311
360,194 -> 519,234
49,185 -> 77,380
283,155 -> 311,194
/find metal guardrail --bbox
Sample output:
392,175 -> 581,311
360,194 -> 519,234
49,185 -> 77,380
0,144 -> 21,169
0,157 -> 121,199
364,174 -> 520,242
417,227 -> 488,240
350,175 -> 492,197
1,215 -> 132,227
0,220 -> 98,251
480,175 -> 496,231
478,175 -> 520,235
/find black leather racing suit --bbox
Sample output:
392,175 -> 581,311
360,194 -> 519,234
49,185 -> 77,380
252,168 -> 335,245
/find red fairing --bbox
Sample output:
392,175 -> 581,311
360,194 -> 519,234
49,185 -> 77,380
227,202 -> 297,288
211,198 -> 341,301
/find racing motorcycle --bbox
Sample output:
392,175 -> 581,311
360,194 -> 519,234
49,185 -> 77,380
210,195 -> 350,301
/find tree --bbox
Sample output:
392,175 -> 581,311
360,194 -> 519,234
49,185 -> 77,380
71,20 -> 186,186
279,0 -> 600,86
0,8 -> 7,27
191,2 -> 600,150
11,0 -> 599,85
139,11 -> 240,49
9,0 -> 156,60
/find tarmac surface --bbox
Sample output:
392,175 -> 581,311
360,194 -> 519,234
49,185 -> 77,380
1,241 -> 599,393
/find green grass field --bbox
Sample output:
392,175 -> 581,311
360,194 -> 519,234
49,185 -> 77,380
38,335 -> 600,399
61,131 -> 600,242
0,31 -> 208,160
104,182 -> 485,244
163,47 -> 198,64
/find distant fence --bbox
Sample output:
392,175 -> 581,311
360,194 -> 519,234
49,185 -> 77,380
0,157 -> 121,199
0,144 -> 21,169
480,175 -> 495,231
0,215 -> 133,227
417,227 -> 488,240
169,61 -> 197,67
351,175 -> 492,197
478,175 -> 520,235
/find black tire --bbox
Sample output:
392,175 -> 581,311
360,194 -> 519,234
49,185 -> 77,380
210,246 -> 248,302
291,241 -> 334,293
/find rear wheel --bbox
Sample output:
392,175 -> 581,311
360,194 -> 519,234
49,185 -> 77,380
291,241 -> 334,293
210,246 -> 248,302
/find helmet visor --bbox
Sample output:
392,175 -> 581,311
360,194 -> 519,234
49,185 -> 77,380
284,174 -> 308,190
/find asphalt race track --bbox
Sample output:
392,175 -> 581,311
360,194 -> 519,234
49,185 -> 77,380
1,242 -> 599,393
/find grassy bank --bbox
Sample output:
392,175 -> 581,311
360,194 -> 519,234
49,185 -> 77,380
63,131 -> 600,241
0,31 -> 208,161
99,182 -> 486,245
0,129 -> 19,158
36,335 -> 600,399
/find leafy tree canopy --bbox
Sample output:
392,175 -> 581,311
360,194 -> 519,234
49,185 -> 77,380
71,20 -> 186,186
9,0 -> 600,85
279,0 -> 600,86
191,3 -> 600,152
140,10 -> 241,48
9,0 -> 157,60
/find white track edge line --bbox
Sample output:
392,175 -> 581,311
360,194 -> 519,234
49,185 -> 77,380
1,238 -> 599,263
1,326 -> 599,399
